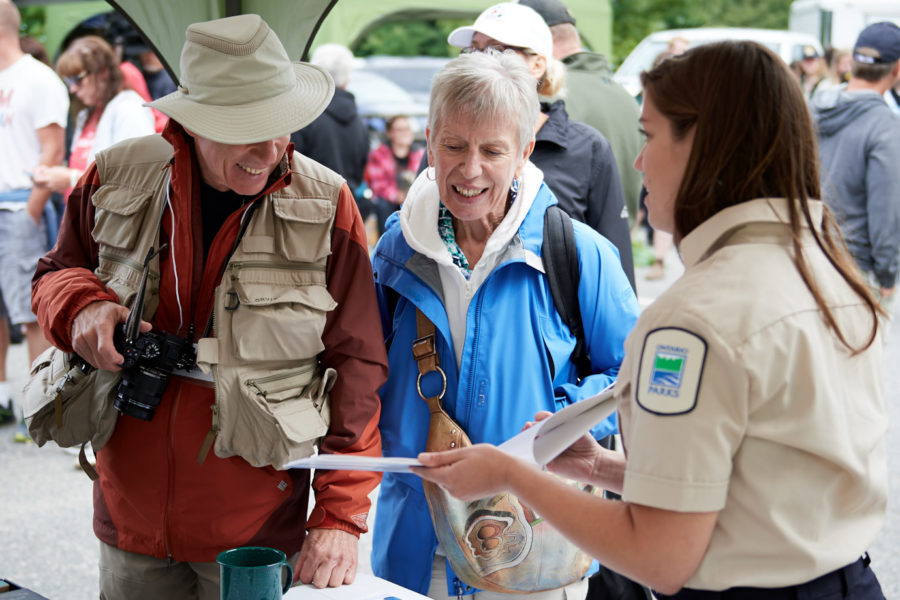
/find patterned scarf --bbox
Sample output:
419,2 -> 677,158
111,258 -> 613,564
437,178 -> 519,279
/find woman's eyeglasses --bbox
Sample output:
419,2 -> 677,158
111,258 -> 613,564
462,45 -> 536,57
63,71 -> 88,88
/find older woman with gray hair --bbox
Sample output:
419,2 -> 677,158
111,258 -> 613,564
370,50 -> 639,599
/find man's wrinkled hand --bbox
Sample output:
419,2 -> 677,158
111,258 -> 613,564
70,301 -> 151,371
295,528 -> 358,589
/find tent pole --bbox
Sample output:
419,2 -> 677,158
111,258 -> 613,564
225,0 -> 242,17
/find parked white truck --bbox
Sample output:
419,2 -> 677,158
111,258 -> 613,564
790,0 -> 900,50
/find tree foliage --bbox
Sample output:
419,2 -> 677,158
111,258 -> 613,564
18,6 -> 46,41
611,0 -> 792,65
355,19 -> 470,57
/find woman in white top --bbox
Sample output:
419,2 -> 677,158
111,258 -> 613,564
416,40 -> 888,600
31,35 -> 154,197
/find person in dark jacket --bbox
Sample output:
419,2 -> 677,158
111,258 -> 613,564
291,44 -> 370,204
448,2 -> 635,290
519,0 -> 643,231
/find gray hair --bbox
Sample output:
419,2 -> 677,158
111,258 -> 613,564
429,51 -> 539,153
310,43 -> 354,89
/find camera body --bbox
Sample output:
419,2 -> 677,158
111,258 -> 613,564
113,326 -> 197,421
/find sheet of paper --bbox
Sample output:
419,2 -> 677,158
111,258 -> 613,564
497,384 -> 617,466
283,454 -> 421,472
284,572 -> 430,600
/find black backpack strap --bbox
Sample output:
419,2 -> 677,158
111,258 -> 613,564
543,206 -> 591,380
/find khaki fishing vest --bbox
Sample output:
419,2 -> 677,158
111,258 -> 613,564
91,134 -> 343,469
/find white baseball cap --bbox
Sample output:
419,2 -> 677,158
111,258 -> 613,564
447,2 -> 553,59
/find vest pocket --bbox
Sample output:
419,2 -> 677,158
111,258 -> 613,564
90,185 -> 154,250
224,363 -> 334,468
272,196 -> 334,261
229,276 -> 336,361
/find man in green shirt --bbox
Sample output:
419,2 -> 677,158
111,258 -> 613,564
520,0 -> 643,227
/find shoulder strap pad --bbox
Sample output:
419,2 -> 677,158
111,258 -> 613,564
543,205 -> 591,380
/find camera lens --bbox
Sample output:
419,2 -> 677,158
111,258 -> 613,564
114,368 -> 168,421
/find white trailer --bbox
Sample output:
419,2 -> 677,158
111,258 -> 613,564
790,0 -> 900,50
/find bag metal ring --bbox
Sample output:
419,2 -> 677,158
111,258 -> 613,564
416,367 -> 447,401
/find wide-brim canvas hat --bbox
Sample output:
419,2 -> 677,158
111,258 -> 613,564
447,2 -> 553,59
149,14 -> 334,145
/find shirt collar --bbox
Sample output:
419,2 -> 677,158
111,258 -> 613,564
535,100 -> 569,148
679,198 -> 825,269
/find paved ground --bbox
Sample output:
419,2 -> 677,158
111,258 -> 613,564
1,251 -> 897,598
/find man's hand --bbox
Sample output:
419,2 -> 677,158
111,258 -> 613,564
295,528 -> 359,588
70,301 -> 151,371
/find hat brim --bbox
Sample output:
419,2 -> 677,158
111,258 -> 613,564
148,63 -> 334,145
448,26 -> 478,49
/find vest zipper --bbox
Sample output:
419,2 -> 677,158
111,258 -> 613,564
228,261 -> 325,274
246,361 -> 317,397
97,251 -> 161,281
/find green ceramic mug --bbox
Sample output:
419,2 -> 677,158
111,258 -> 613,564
217,546 -> 294,600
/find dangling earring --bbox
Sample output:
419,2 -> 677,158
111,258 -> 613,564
426,166 -> 436,181
510,176 -> 520,202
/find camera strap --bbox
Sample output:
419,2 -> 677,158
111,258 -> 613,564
122,172 -> 172,342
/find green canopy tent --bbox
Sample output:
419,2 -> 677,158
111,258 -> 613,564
16,0 -> 611,81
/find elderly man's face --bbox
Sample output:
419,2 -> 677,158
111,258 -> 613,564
187,131 -> 290,196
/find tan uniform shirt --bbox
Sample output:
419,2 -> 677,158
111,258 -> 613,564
617,198 -> 887,590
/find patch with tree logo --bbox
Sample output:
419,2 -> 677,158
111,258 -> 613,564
636,327 -> 706,415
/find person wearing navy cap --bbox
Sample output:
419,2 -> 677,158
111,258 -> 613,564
812,21 -> 900,317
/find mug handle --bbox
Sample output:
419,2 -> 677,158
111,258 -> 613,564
281,561 -> 294,595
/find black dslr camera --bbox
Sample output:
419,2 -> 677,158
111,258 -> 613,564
113,245 -> 196,421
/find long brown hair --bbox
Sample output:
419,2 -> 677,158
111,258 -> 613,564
56,35 -> 123,109
641,40 -> 882,352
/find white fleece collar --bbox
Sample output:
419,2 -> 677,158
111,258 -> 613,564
399,160 -> 545,267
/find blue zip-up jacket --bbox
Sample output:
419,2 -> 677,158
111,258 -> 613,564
370,163 -> 639,596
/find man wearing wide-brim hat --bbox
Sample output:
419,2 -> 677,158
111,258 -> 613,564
31,14 -> 387,598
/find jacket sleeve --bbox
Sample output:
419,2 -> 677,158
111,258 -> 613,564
32,164 -> 118,351
555,221 -> 640,438
866,125 -> 900,289
585,136 -> 636,291
307,184 -> 388,536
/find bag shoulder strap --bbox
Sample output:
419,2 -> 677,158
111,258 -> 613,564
413,308 -> 469,451
542,205 -> 591,380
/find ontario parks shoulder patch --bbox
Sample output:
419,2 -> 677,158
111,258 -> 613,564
636,328 -> 707,415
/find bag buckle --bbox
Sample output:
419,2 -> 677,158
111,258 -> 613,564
412,334 -> 436,362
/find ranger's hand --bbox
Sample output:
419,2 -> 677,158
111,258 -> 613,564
70,301 -> 150,371
296,528 -> 358,588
